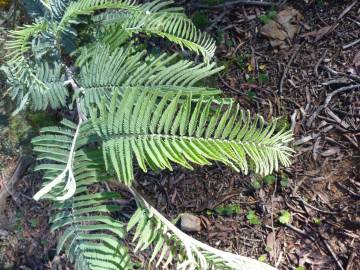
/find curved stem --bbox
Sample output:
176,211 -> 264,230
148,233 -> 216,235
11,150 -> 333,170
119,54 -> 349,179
129,187 -> 277,270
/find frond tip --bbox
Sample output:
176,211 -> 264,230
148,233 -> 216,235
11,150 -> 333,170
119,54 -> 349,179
92,89 -> 293,185
94,0 -> 216,61
128,187 -> 277,270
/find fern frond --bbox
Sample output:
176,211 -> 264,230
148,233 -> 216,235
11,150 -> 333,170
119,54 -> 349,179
50,0 -> 72,20
94,0 -> 216,61
128,187 -> 276,270
56,0 -> 139,35
33,120 -> 132,269
5,22 -> 48,63
3,22 -> 49,98
32,118 -> 85,201
3,61 -> 68,112
77,45 -> 222,113
92,89 -> 293,185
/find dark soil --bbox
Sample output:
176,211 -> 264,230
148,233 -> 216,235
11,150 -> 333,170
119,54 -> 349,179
0,1 -> 359,270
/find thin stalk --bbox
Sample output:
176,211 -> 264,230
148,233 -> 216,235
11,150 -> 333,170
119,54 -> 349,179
129,187 -> 277,270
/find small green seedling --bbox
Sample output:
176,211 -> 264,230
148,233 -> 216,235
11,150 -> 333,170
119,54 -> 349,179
258,254 -> 267,262
29,218 -> 38,228
247,90 -> 257,101
315,0 -> 325,6
263,175 -> 276,186
280,176 -> 289,187
236,54 -> 248,69
275,116 -> 290,132
259,9 -> 277,24
258,72 -> 269,84
247,210 -> 261,225
214,204 -> 241,216
251,179 -> 262,190
313,217 -> 321,225
295,266 -> 305,270
278,210 -> 291,224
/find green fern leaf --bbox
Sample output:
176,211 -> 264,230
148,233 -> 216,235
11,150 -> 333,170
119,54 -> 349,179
77,45 -> 222,114
92,89 -> 293,185
33,120 -> 132,270
93,0 -> 216,61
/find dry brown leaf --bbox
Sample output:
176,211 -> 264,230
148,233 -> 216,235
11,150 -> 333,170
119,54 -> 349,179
276,7 -> 304,39
314,25 -> 334,41
301,25 -> 331,39
260,7 -> 303,50
260,20 -> 288,41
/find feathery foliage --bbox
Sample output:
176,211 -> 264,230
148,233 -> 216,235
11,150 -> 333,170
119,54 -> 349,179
2,0 -> 292,269
93,0 -> 216,61
77,45 -> 222,113
4,61 -> 68,112
92,89 -> 293,185
33,120 -> 132,269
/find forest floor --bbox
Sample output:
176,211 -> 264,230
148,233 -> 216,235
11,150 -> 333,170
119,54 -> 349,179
0,1 -> 359,270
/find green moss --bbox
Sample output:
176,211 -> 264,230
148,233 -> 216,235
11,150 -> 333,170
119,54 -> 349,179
246,210 -> 261,225
259,8 -> 277,24
26,111 -> 59,129
214,204 -> 241,216
215,30 -> 225,44
275,116 -> 290,131
236,54 -> 248,69
8,114 -> 31,145
192,11 -> 209,29
258,72 -> 269,84
315,0 -> 325,6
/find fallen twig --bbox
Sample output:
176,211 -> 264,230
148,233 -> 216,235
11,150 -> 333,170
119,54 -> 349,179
295,197 -> 338,215
218,75 -> 245,95
306,84 -> 360,127
322,78 -> 352,86
325,108 -> 351,130
336,182 -> 360,198
315,49 -> 328,77
319,232 -> 345,270
337,1 -> 357,21
343,39 -> 360,49
285,223 -> 315,241
279,43 -> 303,95
290,110 -> 298,134
346,250 -> 356,270
293,125 -> 334,145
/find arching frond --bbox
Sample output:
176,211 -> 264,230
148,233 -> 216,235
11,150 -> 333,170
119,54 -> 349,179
5,22 -> 48,64
3,22 -> 49,98
56,0 -> 139,35
94,0 -> 216,61
3,61 -> 68,112
127,188 -> 276,270
32,119 -> 132,269
77,45 -> 222,113
50,0 -> 72,21
92,89 -> 293,185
